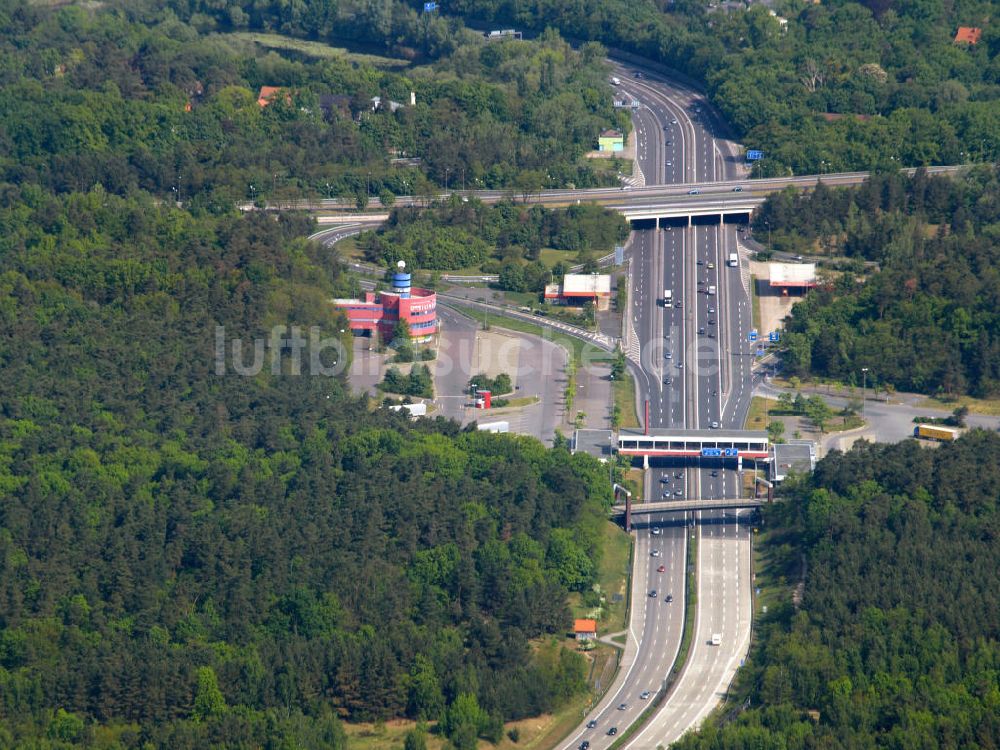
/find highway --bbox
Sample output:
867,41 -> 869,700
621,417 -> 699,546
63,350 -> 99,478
620,65 -> 756,750
561,61 -> 757,750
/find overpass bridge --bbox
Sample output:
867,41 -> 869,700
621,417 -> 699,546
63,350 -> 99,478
284,166 -> 963,223
612,195 -> 762,225
617,428 -> 769,468
613,498 -> 763,514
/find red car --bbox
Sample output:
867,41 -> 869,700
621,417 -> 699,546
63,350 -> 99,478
657,565 -> 666,573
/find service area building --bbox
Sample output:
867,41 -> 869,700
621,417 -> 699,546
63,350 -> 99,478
768,262 -> 817,294
544,274 -> 612,310
770,441 -> 817,482
598,129 -> 624,152
332,262 -> 437,341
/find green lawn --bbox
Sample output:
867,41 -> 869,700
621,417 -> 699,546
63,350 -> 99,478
744,396 -> 778,430
613,372 -> 640,429
596,522 -> 632,635
750,274 -> 761,331
457,307 -> 600,368
225,31 -> 410,67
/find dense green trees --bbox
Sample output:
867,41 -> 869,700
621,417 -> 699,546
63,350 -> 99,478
0,1 -> 622,208
440,0 -> 1000,174
675,432 -> 1000,750
757,167 -> 1000,397
363,197 -> 628,274
0,182 -> 608,744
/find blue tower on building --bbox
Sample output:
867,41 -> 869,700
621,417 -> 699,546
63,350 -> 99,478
392,260 -> 411,299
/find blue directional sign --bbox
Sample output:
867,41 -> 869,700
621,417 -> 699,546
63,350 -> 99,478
701,448 -> 722,457
746,149 -> 764,161
769,331 -> 780,342
748,331 -> 758,342
724,448 -> 739,457
423,1 -> 438,10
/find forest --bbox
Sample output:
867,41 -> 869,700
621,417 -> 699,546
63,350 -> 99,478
0,190 -> 610,746
0,0 -> 624,210
362,198 -> 629,277
431,0 -> 1000,175
674,432 -> 1000,750
754,167 -> 1000,397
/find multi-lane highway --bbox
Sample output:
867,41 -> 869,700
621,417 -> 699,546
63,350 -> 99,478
562,62 -> 756,750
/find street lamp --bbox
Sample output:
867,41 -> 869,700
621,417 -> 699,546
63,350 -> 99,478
764,219 -> 771,252
861,367 -> 869,421
444,167 -> 450,192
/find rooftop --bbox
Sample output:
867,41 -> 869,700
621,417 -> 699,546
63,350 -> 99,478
954,26 -> 982,44
574,619 -> 597,632
561,274 -> 612,295
573,429 -> 615,459
769,262 -> 817,286
600,129 -> 624,139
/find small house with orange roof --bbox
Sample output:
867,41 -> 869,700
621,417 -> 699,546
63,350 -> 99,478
954,27 -> 982,44
574,619 -> 598,640
257,86 -> 292,107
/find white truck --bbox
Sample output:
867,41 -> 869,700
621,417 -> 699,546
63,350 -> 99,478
663,289 -> 672,305
728,252 -> 738,267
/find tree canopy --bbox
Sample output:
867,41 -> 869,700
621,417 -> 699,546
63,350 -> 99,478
675,431 -> 1000,750
758,167 -> 1000,397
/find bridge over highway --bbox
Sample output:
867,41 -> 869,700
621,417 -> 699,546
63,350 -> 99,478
268,165 -> 963,221
613,498 -> 763,514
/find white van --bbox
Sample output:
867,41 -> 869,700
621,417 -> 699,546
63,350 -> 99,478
663,289 -> 672,305
728,252 -> 738,267
708,285 -> 716,296
711,633 -> 722,646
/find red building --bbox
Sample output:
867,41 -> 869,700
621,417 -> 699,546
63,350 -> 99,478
333,262 -> 437,341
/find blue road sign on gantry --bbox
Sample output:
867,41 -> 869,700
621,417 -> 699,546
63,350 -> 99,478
423,1 -> 438,10
748,331 -> 758,342
724,448 -> 738,457
746,150 -> 764,161
701,448 -> 722,457
769,331 -> 780,342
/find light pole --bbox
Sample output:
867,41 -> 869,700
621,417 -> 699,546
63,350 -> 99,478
764,219 -> 771,253
444,167 -> 450,192
861,367 -> 869,421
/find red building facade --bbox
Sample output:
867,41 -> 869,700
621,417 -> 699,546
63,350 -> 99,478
333,288 -> 437,341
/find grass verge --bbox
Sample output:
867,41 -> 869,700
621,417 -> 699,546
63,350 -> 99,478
455,306 -> 599,367
344,721 -> 446,750
613,372 -> 640,430
225,31 -> 410,67
744,396 -> 778,430
916,393 -> 1000,417
597,523 -> 632,635
750,274 -> 761,332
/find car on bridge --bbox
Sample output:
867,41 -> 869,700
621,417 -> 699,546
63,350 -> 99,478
652,526 -> 662,533
733,186 -> 743,192
687,188 -> 700,195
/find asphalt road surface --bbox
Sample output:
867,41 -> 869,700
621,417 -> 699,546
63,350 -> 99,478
560,61 -> 757,750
